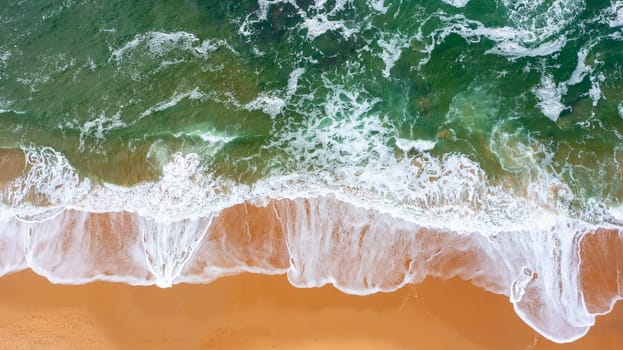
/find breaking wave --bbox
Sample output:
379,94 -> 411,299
0,143 -> 621,344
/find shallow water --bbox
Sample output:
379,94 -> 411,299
1,0 -> 623,343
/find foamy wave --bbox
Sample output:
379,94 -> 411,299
240,0 -> 358,40
301,14 -> 358,40
243,68 -> 305,118
76,111 -> 126,151
109,31 -> 233,63
413,0 -> 585,64
441,0 -> 470,8
0,191 -> 621,343
416,13 -> 570,64
139,88 -> 208,119
1,147 -> 91,220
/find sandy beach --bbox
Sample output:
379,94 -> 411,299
2,1 -> 623,349
0,269 -> 621,349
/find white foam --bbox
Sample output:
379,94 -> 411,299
301,14 -> 357,40
610,205 -> 623,222
77,111 -> 126,151
287,68 -> 306,96
502,0 -> 584,40
510,220 -> 595,343
0,98 -> 23,115
0,192 -> 612,344
378,35 -> 409,78
139,88 -> 208,119
487,35 -> 567,58
1,147 -> 91,220
178,131 -> 236,144
0,108 -> 25,115
109,31 -> 232,63
533,74 -> 567,122
588,76 -> 602,107
606,1 -> 623,27
369,0 -> 389,14
567,46 -> 593,85
244,94 -> 287,118
0,137 -> 620,344
244,68 -> 305,118
109,36 -> 142,61
565,44 -> 604,107
417,1 -> 579,64
395,138 -> 436,152
441,0 -> 470,8
618,102 -> 623,119
241,0 -> 358,40
140,215 -> 213,287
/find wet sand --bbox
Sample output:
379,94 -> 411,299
0,270 -> 622,350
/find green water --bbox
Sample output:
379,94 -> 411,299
0,0 -> 622,208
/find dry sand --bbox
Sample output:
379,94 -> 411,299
0,270 -> 622,350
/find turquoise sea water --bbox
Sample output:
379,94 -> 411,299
1,0 -> 623,343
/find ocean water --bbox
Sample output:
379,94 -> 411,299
1,0 -> 623,343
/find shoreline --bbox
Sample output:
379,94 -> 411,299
0,270 -> 622,349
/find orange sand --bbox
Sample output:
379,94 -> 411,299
0,270 -> 622,349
